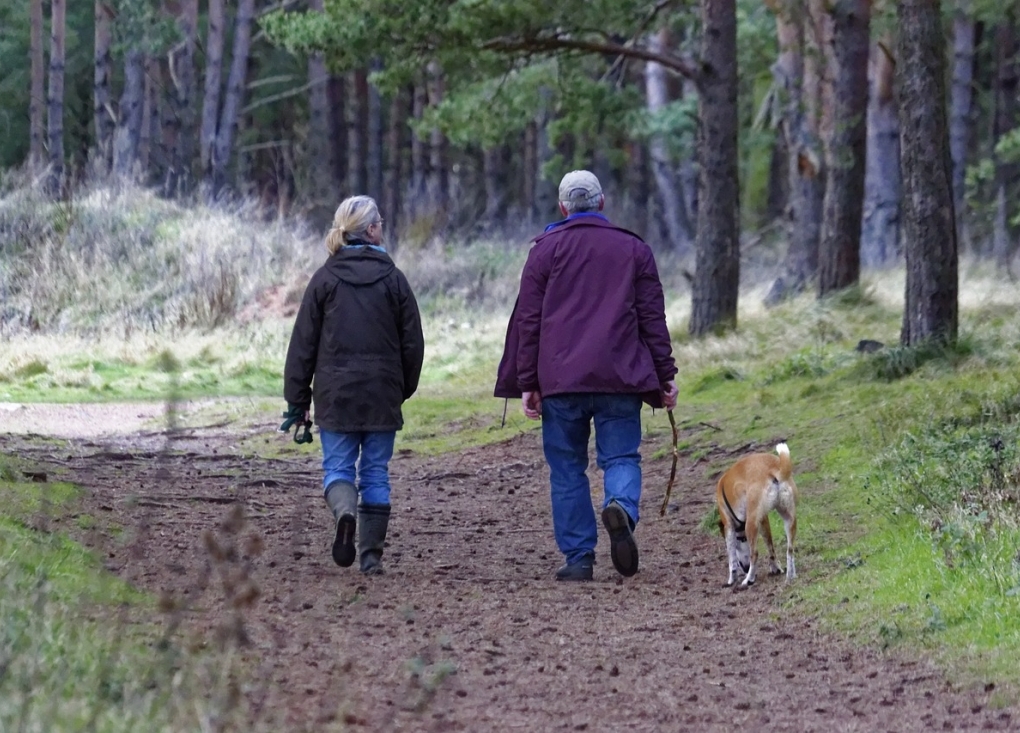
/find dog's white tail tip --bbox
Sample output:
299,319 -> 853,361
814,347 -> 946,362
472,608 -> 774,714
775,442 -> 790,456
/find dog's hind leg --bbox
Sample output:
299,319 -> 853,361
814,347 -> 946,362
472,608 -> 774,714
760,516 -> 782,576
782,511 -> 797,581
740,520 -> 759,587
723,525 -> 740,586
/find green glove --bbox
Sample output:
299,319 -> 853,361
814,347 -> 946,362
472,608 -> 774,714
280,404 -> 314,444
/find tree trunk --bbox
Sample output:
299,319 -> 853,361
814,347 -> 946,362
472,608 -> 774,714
384,87 -> 406,235
47,0 -> 66,193
409,81 -> 428,217
139,56 -> 160,176
592,149 -> 615,203
200,0 -> 225,175
367,62 -> 384,201
164,0 -> 198,197
992,17 -> 1019,269
30,0 -> 46,170
306,0 -> 337,229
350,69 -> 369,194
646,27 -> 695,256
627,139 -> 653,241
860,39 -> 901,267
766,129 -> 789,223
305,53 -> 335,223
483,145 -> 508,231
679,75 -> 700,238
328,75 -> 348,196
427,62 -> 450,222
210,0 -> 255,198
897,0 -> 958,347
766,0 -> 824,305
149,58 -> 174,181
690,0 -> 740,337
93,1 -> 114,173
817,0 -> 870,297
523,121 -> 538,226
113,49 -> 145,177
949,0 -> 976,248
535,95 -> 558,220
150,58 -> 169,182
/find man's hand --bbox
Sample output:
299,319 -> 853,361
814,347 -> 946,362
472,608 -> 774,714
522,391 -> 542,420
661,380 -> 678,410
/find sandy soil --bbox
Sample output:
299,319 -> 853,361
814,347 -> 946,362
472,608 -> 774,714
0,401 -> 171,437
1,407 -> 1015,732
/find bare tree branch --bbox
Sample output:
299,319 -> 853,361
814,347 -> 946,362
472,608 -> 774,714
238,139 -> 292,153
240,79 -> 322,114
248,74 -> 299,90
605,0 -> 681,82
257,0 -> 302,17
482,33 -> 701,83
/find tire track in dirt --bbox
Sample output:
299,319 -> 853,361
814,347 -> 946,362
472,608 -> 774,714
1,428 -> 1014,732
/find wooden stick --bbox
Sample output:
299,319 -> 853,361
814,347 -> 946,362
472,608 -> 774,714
659,409 -> 679,517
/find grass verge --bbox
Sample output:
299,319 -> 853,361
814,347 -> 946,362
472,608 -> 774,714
657,278 -> 1020,696
0,454 -> 271,730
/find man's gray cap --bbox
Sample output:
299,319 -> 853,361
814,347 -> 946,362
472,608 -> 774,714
558,170 -> 603,202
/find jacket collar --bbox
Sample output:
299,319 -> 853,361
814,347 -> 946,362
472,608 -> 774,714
535,214 -> 643,244
344,240 -> 387,253
543,212 -> 608,232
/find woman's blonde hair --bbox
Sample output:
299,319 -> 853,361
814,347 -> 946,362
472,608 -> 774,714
325,195 -> 381,254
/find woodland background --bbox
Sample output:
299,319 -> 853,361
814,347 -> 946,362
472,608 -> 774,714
0,0 -> 1016,337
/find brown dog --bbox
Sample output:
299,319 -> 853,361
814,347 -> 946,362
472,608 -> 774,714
715,442 -> 797,587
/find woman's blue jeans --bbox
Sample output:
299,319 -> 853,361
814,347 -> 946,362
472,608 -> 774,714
540,393 -> 643,565
320,429 -> 396,506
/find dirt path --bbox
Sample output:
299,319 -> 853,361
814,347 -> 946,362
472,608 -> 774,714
1,411 -> 1014,732
0,401 -> 171,437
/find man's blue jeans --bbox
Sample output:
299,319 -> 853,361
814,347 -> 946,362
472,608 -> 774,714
320,429 -> 396,506
541,393 -> 643,565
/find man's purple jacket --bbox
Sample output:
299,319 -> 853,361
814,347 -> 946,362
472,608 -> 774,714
494,216 -> 677,409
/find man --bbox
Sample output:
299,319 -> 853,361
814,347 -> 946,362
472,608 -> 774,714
495,170 -> 678,581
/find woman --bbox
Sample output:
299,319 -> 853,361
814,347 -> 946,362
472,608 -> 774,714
283,195 -> 424,575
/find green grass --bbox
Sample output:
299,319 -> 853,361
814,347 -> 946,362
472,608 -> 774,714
786,374 -> 1020,691
0,463 -> 150,730
797,520 -> 1020,680
0,345 -> 285,403
402,389 -> 533,454
0,518 -> 259,730
661,297 -> 1020,694
0,455 -> 266,731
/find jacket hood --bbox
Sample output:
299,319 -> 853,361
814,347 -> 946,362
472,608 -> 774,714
326,245 -> 395,286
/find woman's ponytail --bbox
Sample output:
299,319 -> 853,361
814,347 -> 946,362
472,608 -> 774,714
325,196 -> 380,254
